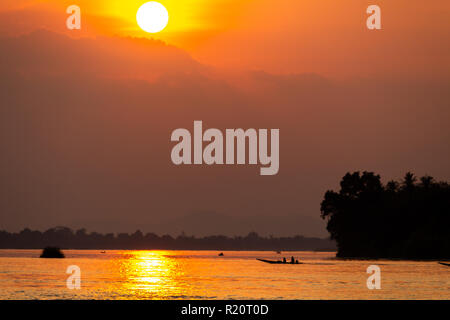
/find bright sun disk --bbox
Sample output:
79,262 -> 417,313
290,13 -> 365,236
136,2 -> 169,33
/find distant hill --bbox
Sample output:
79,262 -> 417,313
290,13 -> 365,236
0,29 -> 205,80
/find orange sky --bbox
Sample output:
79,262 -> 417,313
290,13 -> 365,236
0,1 -> 449,235
1,0 -> 449,77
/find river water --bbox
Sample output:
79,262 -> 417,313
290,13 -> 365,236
0,250 -> 448,299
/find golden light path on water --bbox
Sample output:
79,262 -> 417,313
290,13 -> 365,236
0,250 -> 449,300
115,251 -> 187,298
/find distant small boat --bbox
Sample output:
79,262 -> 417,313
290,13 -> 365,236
101,251 -> 106,254
257,259 -> 302,265
218,252 -> 224,256
276,251 -> 281,254
438,262 -> 450,267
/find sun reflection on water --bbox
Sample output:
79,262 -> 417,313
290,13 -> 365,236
115,251 -> 187,299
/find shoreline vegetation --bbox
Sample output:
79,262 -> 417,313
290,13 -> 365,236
40,246 -> 65,258
2,172 -> 448,260
321,172 -> 450,260
0,228 -> 336,251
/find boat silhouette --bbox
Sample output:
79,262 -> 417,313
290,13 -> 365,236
257,258 -> 302,264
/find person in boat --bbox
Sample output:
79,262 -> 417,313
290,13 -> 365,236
283,257 -> 286,263
290,256 -> 295,264
295,259 -> 299,264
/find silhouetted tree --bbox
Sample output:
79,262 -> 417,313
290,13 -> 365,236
321,171 -> 450,259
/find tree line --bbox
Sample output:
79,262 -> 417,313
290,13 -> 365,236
320,172 -> 450,259
0,228 -> 336,251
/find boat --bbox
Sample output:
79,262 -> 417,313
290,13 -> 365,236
257,259 -> 284,264
257,259 -> 302,264
438,262 -> 450,267
218,252 -> 224,256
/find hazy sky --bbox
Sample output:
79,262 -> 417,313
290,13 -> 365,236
1,1 -> 449,76
0,1 -> 449,236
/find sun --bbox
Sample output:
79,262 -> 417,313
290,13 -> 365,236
136,2 -> 169,33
